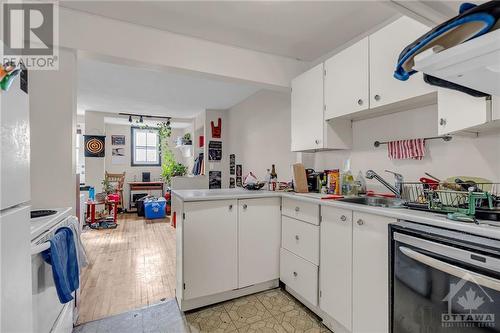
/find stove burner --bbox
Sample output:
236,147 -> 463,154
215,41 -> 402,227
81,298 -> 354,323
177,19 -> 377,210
31,210 -> 57,219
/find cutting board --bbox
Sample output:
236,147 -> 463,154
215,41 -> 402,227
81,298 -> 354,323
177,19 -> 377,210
293,163 -> 308,193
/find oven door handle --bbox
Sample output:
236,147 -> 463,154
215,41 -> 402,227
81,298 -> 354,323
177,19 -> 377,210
31,242 -> 50,255
400,246 -> 500,292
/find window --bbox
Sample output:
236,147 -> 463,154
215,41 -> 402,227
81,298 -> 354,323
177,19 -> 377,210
131,127 -> 160,166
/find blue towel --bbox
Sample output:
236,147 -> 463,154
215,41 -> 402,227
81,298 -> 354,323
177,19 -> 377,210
42,227 -> 80,304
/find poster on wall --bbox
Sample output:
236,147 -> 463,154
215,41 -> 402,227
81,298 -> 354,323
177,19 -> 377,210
209,171 -> 222,189
111,135 -> 125,145
111,147 -> 126,165
211,118 -> 221,138
208,141 -> 222,161
84,135 -> 106,157
236,176 -> 242,187
229,177 -> 235,188
236,164 -> 242,177
229,154 -> 235,175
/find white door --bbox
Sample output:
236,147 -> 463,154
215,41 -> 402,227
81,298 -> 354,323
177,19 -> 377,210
1,205 -> 33,333
325,37 -> 369,119
320,207 -> 352,331
238,197 -> 281,288
0,78 -> 30,210
291,63 -> 325,151
437,88 -> 491,135
352,212 -> 395,333
183,200 -> 238,299
369,16 -> 434,109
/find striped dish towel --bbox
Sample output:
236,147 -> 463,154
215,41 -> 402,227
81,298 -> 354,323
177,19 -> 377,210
388,139 -> 426,160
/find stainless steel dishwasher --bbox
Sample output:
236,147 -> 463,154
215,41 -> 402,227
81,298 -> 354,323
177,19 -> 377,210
390,221 -> 500,333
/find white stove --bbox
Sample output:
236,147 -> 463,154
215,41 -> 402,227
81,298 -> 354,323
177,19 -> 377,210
30,207 -> 72,241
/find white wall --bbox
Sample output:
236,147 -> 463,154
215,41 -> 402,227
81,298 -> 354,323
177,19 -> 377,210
30,48 -> 77,212
308,104 -> 500,191
227,90 -> 296,183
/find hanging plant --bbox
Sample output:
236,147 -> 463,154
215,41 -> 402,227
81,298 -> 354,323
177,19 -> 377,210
157,121 -> 187,185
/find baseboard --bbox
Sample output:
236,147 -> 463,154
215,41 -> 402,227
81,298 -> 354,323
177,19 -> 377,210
178,279 -> 279,311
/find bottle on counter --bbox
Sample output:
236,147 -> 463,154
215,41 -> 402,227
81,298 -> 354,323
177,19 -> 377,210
270,164 -> 278,191
265,169 -> 272,191
321,174 -> 328,194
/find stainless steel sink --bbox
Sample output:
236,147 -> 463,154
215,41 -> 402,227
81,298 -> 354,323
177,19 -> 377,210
337,196 -> 406,208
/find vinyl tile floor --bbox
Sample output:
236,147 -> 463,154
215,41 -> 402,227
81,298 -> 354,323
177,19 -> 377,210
73,288 -> 332,333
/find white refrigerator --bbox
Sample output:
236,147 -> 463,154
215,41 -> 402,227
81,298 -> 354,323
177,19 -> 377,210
0,68 -> 34,332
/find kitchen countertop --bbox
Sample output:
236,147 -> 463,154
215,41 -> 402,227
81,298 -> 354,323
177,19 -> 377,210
171,189 -> 500,240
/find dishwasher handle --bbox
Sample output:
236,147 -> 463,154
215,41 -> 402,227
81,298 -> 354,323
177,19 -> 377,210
400,246 -> 500,292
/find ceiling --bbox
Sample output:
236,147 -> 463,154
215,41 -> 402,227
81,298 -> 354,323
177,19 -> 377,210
77,58 -> 261,117
62,1 -> 398,61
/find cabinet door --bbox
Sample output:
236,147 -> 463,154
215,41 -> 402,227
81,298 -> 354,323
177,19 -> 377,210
325,37 -> 369,119
238,197 -> 281,288
291,63 -> 325,151
370,16 -> 434,109
320,207 -> 352,331
183,200 -> 238,299
438,88 -> 490,135
352,212 -> 395,333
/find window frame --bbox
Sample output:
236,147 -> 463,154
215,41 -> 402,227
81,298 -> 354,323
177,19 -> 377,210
130,126 -> 161,167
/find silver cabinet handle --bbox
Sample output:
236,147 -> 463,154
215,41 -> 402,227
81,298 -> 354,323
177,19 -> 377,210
295,206 -> 300,212
374,94 -> 381,101
440,118 -> 447,126
357,99 -> 363,106
293,271 -> 298,277
340,215 -> 347,222
295,235 -> 299,241
229,204 -> 233,210
357,219 -> 364,226
243,204 -> 248,209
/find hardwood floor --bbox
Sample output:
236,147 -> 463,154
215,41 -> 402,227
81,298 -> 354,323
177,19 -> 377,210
78,213 -> 176,324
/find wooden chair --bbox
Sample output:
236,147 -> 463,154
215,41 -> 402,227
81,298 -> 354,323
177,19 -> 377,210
105,171 -> 125,209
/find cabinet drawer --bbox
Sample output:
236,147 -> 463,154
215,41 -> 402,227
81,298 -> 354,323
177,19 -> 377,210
282,198 -> 319,225
280,248 -> 318,307
282,216 -> 319,265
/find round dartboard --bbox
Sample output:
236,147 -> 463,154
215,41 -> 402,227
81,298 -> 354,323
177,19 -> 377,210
86,138 -> 104,155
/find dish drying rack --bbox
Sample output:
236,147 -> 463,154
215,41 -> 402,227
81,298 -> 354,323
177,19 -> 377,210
401,181 -> 499,216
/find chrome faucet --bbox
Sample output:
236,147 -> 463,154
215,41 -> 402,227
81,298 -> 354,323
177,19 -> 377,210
365,170 -> 404,198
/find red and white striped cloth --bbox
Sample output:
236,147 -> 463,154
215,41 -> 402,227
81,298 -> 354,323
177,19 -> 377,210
387,139 -> 426,160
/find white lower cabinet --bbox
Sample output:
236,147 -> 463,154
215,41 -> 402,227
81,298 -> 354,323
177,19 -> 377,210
180,196 -> 282,307
352,211 -> 395,333
319,207 -> 395,333
282,215 -> 320,265
320,206 -> 353,331
280,248 -> 319,306
238,197 -> 281,288
183,200 -> 238,299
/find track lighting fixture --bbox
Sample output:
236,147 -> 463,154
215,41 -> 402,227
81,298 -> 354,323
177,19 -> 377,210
139,116 -> 143,123
128,115 -> 132,122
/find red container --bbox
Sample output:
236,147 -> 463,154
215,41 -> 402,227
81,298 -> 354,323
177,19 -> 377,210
107,193 -> 120,202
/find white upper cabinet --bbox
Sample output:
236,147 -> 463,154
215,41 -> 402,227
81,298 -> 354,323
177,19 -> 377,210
437,88 -> 497,135
369,16 -> 435,109
325,37 -> 369,119
291,64 -> 352,152
291,63 -> 325,152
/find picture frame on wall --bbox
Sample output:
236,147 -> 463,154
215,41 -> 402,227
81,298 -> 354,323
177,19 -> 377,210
111,135 -> 125,145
